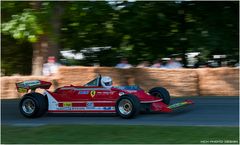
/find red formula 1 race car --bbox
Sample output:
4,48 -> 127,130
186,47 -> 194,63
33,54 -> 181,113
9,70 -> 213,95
16,75 -> 193,119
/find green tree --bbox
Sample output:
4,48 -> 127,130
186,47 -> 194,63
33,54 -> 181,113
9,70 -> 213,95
1,1 -> 239,75
1,2 -> 33,75
2,1 -> 63,75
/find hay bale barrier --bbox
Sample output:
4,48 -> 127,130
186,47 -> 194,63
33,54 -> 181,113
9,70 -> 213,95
1,67 -> 239,99
197,68 -> 239,96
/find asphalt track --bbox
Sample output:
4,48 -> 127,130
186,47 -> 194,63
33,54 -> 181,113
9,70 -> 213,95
1,97 -> 239,127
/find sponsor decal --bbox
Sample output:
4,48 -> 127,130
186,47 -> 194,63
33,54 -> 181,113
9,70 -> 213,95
18,88 -> 28,93
103,107 -> 111,110
103,107 -> 115,110
63,102 -> 72,107
61,88 -> 109,91
56,106 -> 115,111
97,91 -> 111,95
71,107 -> 85,110
90,90 -> 96,98
79,90 -> 89,95
24,80 -> 41,86
86,102 -> 94,109
16,83 -> 26,88
57,107 -> 71,110
127,90 -> 137,93
168,102 -> 188,109
57,102 -> 72,110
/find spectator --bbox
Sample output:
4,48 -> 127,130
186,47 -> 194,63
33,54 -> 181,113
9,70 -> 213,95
235,63 -> 239,68
165,58 -> 182,69
151,59 -> 161,68
137,61 -> 150,68
43,56 -> 61,76
159,58 -> 170,69
115,58 -> 132,69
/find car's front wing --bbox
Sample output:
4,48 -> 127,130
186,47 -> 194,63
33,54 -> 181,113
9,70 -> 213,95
149,100 -> 194,113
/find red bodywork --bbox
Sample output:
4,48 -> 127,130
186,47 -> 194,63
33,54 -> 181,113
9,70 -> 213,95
46,85 -> 192,113
16,78 -> 193,113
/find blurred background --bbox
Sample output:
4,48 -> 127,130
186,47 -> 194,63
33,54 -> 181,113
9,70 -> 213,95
1,0 -> 239,76
1,3 -> 239,143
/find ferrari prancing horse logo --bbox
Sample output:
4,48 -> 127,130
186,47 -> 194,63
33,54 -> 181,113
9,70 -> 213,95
90,90 -> 96,98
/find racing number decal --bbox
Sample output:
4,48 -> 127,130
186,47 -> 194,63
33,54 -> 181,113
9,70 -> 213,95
63,102 -> 72,107
90,90 -> 96,98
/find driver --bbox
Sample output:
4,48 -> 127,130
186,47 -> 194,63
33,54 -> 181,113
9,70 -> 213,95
101,76 -> 113,89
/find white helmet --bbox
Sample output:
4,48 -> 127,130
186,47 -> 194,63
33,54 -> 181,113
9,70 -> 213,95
101,76 -> 112,89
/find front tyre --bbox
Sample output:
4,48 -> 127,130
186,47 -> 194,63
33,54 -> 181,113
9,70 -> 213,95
116,94 -> 140,119
148,87 -> 170,105
19,93 -> 48,118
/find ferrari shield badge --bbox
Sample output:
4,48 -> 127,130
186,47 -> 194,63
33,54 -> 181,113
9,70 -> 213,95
90,90 -> 96,98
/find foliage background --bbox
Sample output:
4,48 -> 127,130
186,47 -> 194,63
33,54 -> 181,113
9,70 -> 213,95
1,1 -> 239,75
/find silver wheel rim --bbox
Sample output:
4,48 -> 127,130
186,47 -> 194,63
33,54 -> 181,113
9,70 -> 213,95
22,98 -> 35,114
118,99 -> 133,115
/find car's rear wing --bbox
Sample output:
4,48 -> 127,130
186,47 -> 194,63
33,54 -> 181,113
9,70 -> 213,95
16,80 -> 52,93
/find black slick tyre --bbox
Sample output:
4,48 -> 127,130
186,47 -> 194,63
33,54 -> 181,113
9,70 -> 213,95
116,94 -> 140,119
19,92 -> 48,118
148,87 -> 171,105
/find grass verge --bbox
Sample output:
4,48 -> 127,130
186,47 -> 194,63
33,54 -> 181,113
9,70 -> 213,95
1,125 -> 239,144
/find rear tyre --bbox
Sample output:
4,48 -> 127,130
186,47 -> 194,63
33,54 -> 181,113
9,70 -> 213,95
19,93 -> 48,118
116,94 -> 140,119
148,87 -> 170,105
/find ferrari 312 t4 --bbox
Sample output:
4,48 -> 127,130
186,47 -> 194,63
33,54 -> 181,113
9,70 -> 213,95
16,75 -> 193,119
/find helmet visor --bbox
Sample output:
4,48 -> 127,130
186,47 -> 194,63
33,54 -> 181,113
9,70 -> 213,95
104,81 -> 112,86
